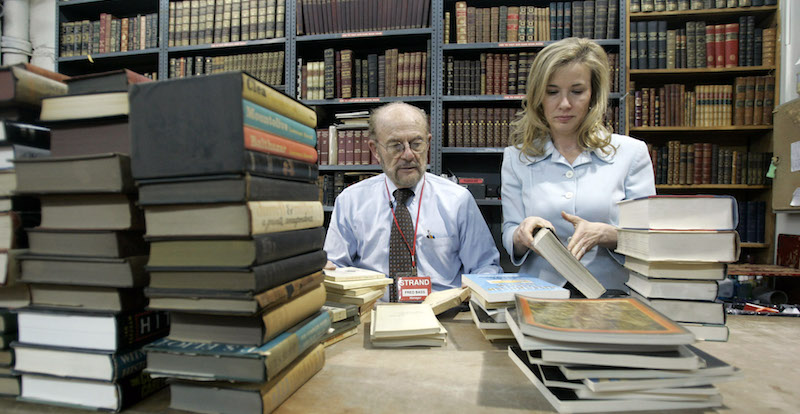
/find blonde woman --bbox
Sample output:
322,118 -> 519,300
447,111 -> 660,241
501,38 -> 655,293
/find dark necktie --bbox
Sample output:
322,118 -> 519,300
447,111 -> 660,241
389,188 -> 415,302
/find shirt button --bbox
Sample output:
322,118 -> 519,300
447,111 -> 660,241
565,171 -> 574,178
565,192 -> 574,199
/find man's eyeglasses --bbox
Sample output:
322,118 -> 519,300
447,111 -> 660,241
376,139 -> 428,156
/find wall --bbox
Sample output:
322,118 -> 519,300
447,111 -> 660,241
775,0 -> 800,258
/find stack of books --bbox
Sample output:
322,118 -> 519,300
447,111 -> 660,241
319,301 -> 360,346
0,63 -> 68,312
323,267 -> 391,320
128,72 -> 329,413
369,303 -> 446,348
616,195 -> 740,341
507,295 -> 739,412
11,68 -> 169,410
0,64 -> 69,397
463,273 -> 569,342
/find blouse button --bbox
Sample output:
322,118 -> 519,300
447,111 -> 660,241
565,171 -> 574,178
565,192 -> 574,199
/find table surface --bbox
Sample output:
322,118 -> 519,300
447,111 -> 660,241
0,311 -> 798,414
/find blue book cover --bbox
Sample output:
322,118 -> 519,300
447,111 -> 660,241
463,273 -> 570,303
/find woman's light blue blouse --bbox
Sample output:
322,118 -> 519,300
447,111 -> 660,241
501,134 -> 656,291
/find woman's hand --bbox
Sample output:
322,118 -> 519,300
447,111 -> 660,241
561,211 -> 617,260
324,261 -> 337,270
512,216 -> 555,257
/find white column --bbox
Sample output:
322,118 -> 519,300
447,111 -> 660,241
1,0 -> 32,65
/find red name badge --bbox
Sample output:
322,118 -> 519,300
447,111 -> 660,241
397,276 -> 432,302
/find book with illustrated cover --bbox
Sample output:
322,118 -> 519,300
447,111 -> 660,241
463,273 -> 569,304
514,296 -> 694,345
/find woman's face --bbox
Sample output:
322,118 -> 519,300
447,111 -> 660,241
542,62 -> 592,140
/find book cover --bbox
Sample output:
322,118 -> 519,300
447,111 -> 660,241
65,69 -> 152,95
514,296 -> 695,345
463,273 -> 569,304
531,228 -> 606,299
145,310 -> 329,382
12,342 -> 146,381
137,173 -> 318,205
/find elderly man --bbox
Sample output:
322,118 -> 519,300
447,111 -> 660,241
324,102 -> 502,302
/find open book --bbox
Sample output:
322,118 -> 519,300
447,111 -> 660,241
531,228 -> 606,299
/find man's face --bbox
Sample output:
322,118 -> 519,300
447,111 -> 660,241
369,110 -> 430,189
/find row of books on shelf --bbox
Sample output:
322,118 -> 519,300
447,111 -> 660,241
647,141 -> 771,186
630,76 -> 775,127
168,0 -> 286,47
168,50 -> 285,86
736,200 -> 766,243
451,0 -> 619,45
630,19 -> 776,70
298,46 -> 431,100
445,51 -> 619,96
59,13 -> 159,57
446,107 -> 516,148
317,127 -> 379,166
630,0 -> 776,13
318,172 -> 378,206
297,0 -> 430,35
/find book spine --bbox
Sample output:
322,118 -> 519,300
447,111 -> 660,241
118,371 -> 167,411
243,125 -> 318,163
242,100 -> 317,146
252,226 -> 325,264
262,311 -> 330,380
111,348 -> 148,381
262,344 -> 325,413
117,311 -> 170,350
243,151 -> 318,182
241,73 -> 317,128
261,284 -> 326,342
248,200 -> 323,234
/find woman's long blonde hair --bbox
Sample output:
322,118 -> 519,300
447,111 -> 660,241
510,38 -> 613,157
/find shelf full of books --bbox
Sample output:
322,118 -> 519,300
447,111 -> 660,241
626,0 -> 779,264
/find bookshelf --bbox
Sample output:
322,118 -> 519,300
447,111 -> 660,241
626,0 -> 780,264
54,0 -> 782,267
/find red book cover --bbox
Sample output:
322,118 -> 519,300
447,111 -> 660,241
724,23 -> 739,68
352,129 -> 362,165
243,125 -> 318,163
714,24 -> 725,68
360,130 -> 370,164
318,128 -> 328,165
344,129 -> 354,165
337,130 -> 346,165
777,234 -> 800,269
705,24 -> 715,68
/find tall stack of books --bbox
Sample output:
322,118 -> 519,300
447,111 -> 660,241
128,72 -> 330,413
507,295 -> 739,412
11,69 -> 169,410
0,64 -> 68,398
323,267 -> 391,321
616,195 -> 741,342
462,273 -> 568,342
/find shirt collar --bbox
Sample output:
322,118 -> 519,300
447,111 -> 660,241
520,139 -> 616,166
385,173 -> 426,203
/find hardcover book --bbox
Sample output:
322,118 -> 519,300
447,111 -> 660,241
64,69 -> 151,95
0,64 -> 68,109
514,295 -> 695,345
20,371 -> 165,412
129,72 -> 317,180
14,153 -> 134,194
17,308 -> 168,351
19,254 -> 148,288
617,195 -> 738,230
145,310 -> 330,382
137,173 -> 318,205
169,344 -> 325,414
29,284 -> 146,312
626,271 -> 720,301
616,229 -> 740,262
146,227 -> 325,267
12,343 -> 146,381
145,270 -> 324,314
